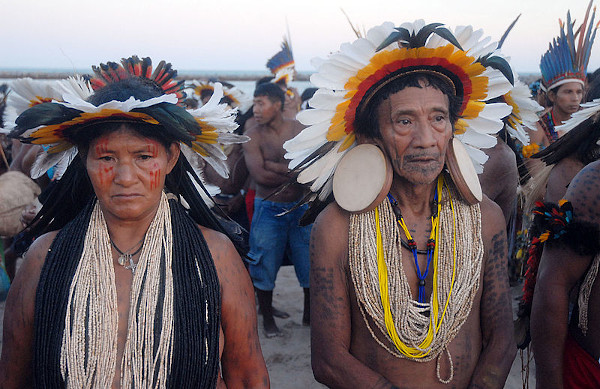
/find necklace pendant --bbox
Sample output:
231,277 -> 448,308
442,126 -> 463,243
128,257 -> 137,275
118,254 -> 131,266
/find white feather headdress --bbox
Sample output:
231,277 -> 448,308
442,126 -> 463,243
284,21 -> 521,203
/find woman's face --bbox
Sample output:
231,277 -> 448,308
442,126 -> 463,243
85,125 -> 179,223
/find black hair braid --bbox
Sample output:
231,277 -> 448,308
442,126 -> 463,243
165,155 -> 247,255
169,200 -> 221,388
33,199 -> 222,387
33,199 -> 95,387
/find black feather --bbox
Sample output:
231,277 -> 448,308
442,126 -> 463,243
480,55 -> 514,85
430,26 -> 464,51
289,142 -> 337,173
299,194 -> 334,226
498,14 -> 521,49
134,103 -> 197,143
413,23 -> 444,47
10,103 -> 81,139
376,30 -> 402,51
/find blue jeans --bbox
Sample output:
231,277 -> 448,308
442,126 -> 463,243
248,198 -> 312,291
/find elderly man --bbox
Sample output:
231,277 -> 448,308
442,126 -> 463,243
284,21 -> 519,387
0,57 -> 268,388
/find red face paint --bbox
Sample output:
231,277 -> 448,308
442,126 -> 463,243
95,139 -> 109,156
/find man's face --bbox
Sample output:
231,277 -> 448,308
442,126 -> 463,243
253,95 -> 281,125
85,125 -> 179,222
374,85 -> 453,186
550,82 -> 584,116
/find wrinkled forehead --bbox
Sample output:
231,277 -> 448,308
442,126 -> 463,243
376,85 -> 451,117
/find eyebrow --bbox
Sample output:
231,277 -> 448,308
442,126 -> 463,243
391,106 -> 450,117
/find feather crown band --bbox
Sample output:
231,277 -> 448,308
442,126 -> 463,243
8,56 -> 247,180
267,38 -> 295,84
284,20 -> 521,203
540,1 -> 598,90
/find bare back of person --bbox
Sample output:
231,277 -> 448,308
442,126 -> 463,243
479,139 -> 518,225
557,160 -> 600,359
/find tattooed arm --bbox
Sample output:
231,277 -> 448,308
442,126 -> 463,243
469,198 -> 516,388
310,203 -> 396,389
202,227 -> 269,388
0,231 -> 56,388
531,160 -> 600,388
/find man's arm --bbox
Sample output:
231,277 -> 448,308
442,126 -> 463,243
202,228 -> 269,388
242,129 -> 288,188
0,231 -> 56,388
469,198 -> 516,388
310,204 -> 396,389
531,161 -> 600,388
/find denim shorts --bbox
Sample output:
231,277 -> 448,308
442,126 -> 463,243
248,198 -> 312,290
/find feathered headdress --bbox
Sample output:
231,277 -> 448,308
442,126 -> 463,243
494,14 -> 543,145
266,38 -> 295,85
284,20 -> 517,204
540,1 -> 599,91
9,56 -> 248,180
499,73 -> 544,145
190,80 -> 252,113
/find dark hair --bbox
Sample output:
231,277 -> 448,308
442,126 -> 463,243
301,87 -> 318,105
354,73 -> 462,139
256,76 -> 275,86
254,82 -> 285,110
587,76 -> 600,102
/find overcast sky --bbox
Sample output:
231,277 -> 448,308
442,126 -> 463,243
0,0 -> 597,74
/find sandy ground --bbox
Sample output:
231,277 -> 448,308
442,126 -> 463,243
0,264 -> 535,388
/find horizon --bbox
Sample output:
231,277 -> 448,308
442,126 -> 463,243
0,0 -> 598,76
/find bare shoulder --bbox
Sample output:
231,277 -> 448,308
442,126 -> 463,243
479,195 -> 505,237
19,231 -> 59,280
313,203 -> 350,242
527,121 -> 547,146
286,118 -> 306,137
311,202 -> 350,270
6,230 -> 59,309
0,230 -> 59,386
546,157 -> 585,203
242,122 -> 261,146
565,160 -> 600,224
198,226 -> 242,271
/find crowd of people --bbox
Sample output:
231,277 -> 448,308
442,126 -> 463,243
0,3 -> 599,388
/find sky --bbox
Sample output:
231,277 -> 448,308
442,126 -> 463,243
0,0 -> 598,75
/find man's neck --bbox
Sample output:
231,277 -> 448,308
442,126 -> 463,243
262,114 -> 285,132
389,177 -> 438,217
551,107 -> 572,126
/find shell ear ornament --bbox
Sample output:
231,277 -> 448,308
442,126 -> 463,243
445,138 -> 482,205
333,143 -> 392,213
